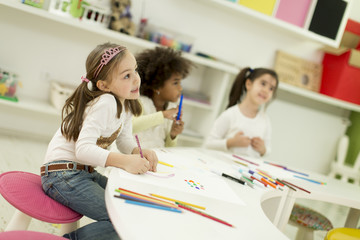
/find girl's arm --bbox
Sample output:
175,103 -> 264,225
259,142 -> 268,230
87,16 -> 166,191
132,111 -> 164,133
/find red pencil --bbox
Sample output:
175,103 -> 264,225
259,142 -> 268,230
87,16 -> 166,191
176,202 -> 234,228
281,180 -> 311,194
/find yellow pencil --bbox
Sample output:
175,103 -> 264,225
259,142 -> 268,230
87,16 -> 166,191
150,193 -> 206,210
233,160 -> 248,167
158,161 -> 174,168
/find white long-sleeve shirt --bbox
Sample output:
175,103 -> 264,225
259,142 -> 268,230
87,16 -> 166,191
44,94 -> 137,167
204,105 -> 271,158
132,96 -> 177,149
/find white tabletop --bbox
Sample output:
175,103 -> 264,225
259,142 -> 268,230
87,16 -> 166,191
105,147 -> 360,239
105,147 -> 289,240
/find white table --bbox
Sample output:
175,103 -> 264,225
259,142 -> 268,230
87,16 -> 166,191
105,147 -> 360,239
105,148 -> 289,240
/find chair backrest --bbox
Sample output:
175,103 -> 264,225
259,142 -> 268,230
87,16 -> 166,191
353,151 -> 360,171
336,135 -> 349,165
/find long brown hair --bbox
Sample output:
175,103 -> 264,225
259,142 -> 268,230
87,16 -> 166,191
61,42 -> 142,142
227,67 -> 279,109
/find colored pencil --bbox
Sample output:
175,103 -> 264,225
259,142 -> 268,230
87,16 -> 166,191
116,188 -> 179,208
150,193 -> 206,210
134,135 -> 143,158
293,175 -> 326,185
281,180 -> 311,194
264,161 -> 286,169
276,178 -> 296,191
233,160 -> 248,167
158,161 -> 174,168
232,154 -> 260,166
125,199 -> 182,213
283,167 -> 309,177
176,202 -> 234,228
114,194 -> 175,209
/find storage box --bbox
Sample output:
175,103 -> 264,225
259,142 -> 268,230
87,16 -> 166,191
50,81 -> 76,110
238,0 -> 277,16
320,19 -> 360,105
275,0 -> 312,27
274,51 -> 322,92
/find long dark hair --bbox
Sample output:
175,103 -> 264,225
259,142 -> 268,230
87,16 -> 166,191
227,67 -> 279,109
61,42 -> 142,142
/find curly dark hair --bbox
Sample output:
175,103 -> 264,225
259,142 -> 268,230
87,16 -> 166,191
136,47 -> 193,98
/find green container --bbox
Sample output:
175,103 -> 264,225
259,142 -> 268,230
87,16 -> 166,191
345,111 -> 360,165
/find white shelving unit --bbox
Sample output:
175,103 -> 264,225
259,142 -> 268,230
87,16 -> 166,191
0,0 -> 359,148
199,0 -> 352,48
0,0 -> 239,145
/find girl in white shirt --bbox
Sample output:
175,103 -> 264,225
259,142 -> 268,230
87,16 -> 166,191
204,67 -> 279,158
41,42 -> 158,240
132,47 -> 193,148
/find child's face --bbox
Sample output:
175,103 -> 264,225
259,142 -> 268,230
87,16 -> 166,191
246,73 -> 277,105
107,51 -> 141,102
158,73 -> 183,102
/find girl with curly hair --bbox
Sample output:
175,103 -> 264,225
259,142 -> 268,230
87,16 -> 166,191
133,47 -> 193,148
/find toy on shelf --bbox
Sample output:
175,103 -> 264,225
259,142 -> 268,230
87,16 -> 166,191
0,69 -> 22,102
48,0 -> 111,27
138,23 -> 194,53
109,0 -> 136,35
22,0 -> 45,9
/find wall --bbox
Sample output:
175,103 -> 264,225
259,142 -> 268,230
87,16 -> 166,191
1,0 -> 359,174
129,0 -> 358,173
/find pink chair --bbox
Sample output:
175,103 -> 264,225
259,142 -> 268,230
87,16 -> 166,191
0,171 -> 82,236
0,230 -> 68,240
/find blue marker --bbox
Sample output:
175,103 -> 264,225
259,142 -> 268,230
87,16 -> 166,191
176,94 -> 183,120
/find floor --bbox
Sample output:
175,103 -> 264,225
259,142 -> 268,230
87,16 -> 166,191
0,134 -> 357,239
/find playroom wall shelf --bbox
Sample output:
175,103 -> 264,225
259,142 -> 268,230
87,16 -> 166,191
0,0 -> 359,147
199,0 -> 352,48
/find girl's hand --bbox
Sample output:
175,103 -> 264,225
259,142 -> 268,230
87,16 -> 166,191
170,119 -> 184,139
142,149 -> 158,172
162,108 -> 178,121
227,131 -> 251,148
122,154 -> 150,174
251,137 -> 266,156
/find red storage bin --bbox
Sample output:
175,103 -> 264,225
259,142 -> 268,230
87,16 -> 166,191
320,19 -> 360,105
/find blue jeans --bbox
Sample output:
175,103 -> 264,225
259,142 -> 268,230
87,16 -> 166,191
41,161 -> 120,240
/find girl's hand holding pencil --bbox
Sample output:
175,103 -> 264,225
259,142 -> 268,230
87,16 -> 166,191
134,135 -> 158,172
142,149 -> 158,172
162,107 -> 179,121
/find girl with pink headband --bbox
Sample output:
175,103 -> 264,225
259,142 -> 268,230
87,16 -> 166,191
41,42 -> 158,239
